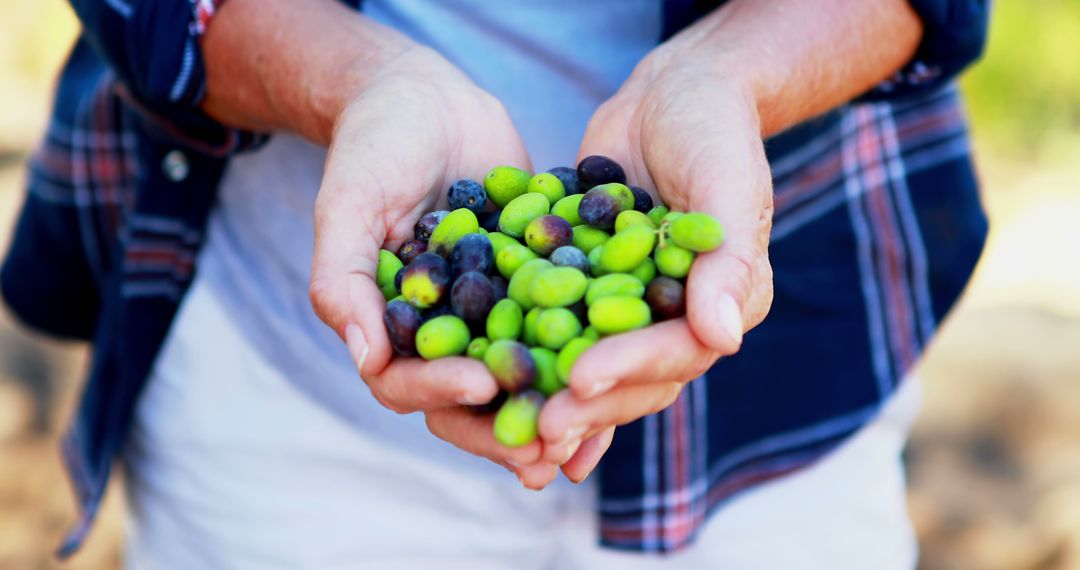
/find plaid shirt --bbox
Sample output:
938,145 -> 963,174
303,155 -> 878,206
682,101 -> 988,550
0,0 -> 989,558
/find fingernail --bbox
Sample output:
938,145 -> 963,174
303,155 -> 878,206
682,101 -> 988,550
458,377 -> 499,405
457,390 -> 488,406
717,294 -> 743,346
583,377 -> 615,399
571,468 -> 595,485
562,439 -> 582,463
345,324 -> 369,374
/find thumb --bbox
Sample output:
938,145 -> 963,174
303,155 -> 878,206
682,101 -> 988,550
667,122 -> 774,355
685,239 -> 765,354
309,91 -> 455,379
309,272 -> 390,381
310,177 -> 394,379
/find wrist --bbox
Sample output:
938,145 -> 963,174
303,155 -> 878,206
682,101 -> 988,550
627,46 -> 763,137
638,35 -> 773,136
304,35 -> 415,144
200,0 -> 416,145
641,0 -> 923,137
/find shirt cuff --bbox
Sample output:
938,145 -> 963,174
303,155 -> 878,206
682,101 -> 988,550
862,0 -> 989,100
121,0 -> 265,155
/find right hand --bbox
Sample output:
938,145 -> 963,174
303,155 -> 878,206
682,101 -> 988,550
308,46 -> 561,487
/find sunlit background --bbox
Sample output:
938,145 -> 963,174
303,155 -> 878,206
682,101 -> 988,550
1,2 -> 1078,569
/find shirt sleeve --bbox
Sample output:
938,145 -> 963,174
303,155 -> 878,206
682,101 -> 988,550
66,0 -> 273,154
67,0 -> 225,111
862,0 -> 990,100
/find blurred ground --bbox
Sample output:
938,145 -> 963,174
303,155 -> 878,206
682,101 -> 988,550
1,1 -> 1078,570
0,5 -> 126,569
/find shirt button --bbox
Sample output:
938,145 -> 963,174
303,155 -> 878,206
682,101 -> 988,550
162,150 -> 189,182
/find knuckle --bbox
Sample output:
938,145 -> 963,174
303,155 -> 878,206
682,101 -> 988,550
662,383 -> 684,408
689,351 -> 720,380
383,401 -> 412,416
423,412 -> 449,439
726,244 -> 759,291
308,277 -> 337,324
423,413 -> 441,435
481,91 -> 511,118
744,253 -> 775,330
425,413 -> 488,460
759,200 -> 775,232
505,446 -> 540,466
649,383 -> 684,415
758,189 -> 775,228
370,386 -> 411,415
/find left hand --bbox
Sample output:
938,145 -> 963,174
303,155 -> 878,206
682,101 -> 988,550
536,51 -> 777,484
306,46 -> 561,488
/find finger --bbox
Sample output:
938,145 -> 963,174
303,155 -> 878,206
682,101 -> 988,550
647,103 -> 774,354
316,271 -> 392,380
685,235 -> 774,354
424,407 -> 543,468
538,383 -> 683,464
567,319 -> 718,400
516,462 -> 560,491
311,158 -> 392,377
561,426 -> 615,483
685,244 -> 750,352
368,356 -> 499,414
310,110 -> 444,379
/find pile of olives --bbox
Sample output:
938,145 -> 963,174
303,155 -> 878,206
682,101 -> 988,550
379,156 -> 724,447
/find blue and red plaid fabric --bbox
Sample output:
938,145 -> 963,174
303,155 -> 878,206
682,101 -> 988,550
0,0 -> 988,558
191,0 -> 225,36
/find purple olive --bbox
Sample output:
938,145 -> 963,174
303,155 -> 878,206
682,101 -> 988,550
645,276 -> 686,321
414,210 -> 450,241
577,155 -> 626,189
478,210 -> 501,232
393,267 -> 405,293
397,239 -> 428,265
450,233 -> 494,278
401,252 -> 451,308
547,166 -> 581,195
420,304 -> 455,322
524,215 -> 573,257
450,271 -> 497,322
630,186 -> 654,213
490,275 -> 508,302
578,183 -> 635,229
383,300 -> 422,356
448,179 -> 489,214
483,340 -> 536,393
549,246 -> 589,273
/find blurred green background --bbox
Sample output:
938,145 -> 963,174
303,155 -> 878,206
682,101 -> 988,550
962,0 -> 1080,159
1,2 -> 1078,569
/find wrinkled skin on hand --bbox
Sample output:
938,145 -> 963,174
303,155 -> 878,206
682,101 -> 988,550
309,47 -> 562,488
536,53 -> 776,487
